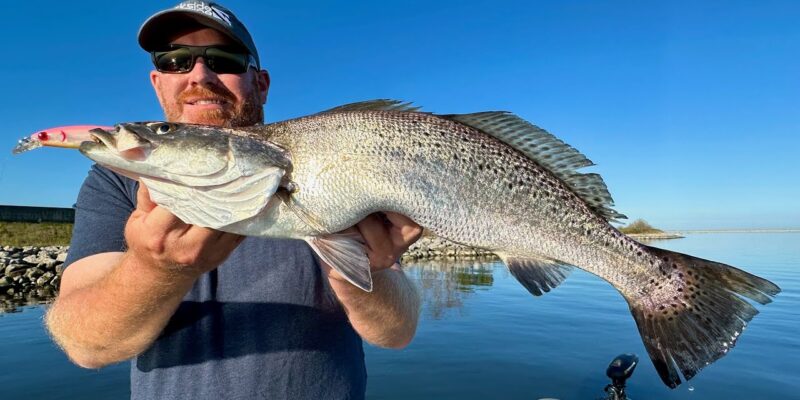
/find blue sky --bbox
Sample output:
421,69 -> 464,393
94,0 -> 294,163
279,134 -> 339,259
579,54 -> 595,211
1,1 -> 798,230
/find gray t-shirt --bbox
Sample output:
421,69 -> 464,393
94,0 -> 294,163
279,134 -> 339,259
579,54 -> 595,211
65,165 -> 366,399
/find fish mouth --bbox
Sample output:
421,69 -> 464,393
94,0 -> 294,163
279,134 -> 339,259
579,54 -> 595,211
89,128 -> 116,149
85,126 -> 152,161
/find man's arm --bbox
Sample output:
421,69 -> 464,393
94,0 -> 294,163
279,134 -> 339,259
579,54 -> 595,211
323,213 -> 423,349
46,184 -> 243,368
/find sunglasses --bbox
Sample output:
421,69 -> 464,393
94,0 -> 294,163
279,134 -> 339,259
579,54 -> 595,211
151,45 -> 258,74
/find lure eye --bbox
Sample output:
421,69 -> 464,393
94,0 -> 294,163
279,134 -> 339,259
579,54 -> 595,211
156,124 -> 171,135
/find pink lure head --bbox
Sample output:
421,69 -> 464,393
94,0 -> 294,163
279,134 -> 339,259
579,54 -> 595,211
13,124 -> 114,154
32,125 -> 114,145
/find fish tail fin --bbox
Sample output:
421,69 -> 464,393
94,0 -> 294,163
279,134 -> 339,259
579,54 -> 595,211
624,245 -> 780,388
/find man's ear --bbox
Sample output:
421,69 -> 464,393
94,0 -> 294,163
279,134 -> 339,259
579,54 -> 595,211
257,69 -> 270,104
150,70 -> 159,91
149,70 -> 167,109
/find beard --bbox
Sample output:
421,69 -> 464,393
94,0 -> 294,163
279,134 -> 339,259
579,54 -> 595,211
159,76 -> 264,128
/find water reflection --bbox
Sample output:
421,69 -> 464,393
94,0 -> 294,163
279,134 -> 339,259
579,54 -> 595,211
0,256 -> 501,318
0,287 -> 57,313
404,257 -> 499,319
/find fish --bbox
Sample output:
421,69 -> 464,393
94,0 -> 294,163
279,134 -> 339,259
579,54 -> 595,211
12,125 -> 113,154
58,100 -> 781,388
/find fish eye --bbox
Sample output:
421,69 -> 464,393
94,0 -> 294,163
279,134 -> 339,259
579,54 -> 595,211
156,124 -> 172,135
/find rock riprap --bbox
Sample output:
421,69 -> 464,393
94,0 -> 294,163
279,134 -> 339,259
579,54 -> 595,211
0,245 -> 67,313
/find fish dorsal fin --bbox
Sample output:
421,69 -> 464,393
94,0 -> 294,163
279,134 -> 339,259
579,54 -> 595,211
497,253 -> 574,296
319,99 -> 422,113
442,112 -> 626,222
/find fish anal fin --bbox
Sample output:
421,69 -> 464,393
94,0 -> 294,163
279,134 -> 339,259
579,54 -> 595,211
306,232 -> 373,292
498,253 -> 573,296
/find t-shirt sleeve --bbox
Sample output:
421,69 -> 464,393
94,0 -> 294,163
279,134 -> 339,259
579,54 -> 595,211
64,164 -> 139,268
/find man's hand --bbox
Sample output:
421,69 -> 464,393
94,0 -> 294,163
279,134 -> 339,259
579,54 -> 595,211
321,212 -> 423,349
323,212 -> 423,281
125,183 -> 245,277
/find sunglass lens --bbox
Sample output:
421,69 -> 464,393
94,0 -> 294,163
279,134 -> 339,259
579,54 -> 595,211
205,48 -> 248,74
154,48 -> 194,72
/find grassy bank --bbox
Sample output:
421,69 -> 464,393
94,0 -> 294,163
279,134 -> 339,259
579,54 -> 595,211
0,222 -> 73,247
618,219 -> 663,235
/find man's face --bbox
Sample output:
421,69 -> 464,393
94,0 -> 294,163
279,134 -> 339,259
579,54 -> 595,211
149,27 -> 269,127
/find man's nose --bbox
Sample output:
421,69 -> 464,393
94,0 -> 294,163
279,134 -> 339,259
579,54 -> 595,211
187,57 -> 217,84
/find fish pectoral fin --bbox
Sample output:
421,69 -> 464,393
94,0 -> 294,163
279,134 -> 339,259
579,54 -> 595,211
497,253 -> 574,296
277,191 -> 330,234
306,232 -> 373,292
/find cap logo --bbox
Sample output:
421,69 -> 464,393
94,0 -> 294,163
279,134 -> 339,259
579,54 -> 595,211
175,1 -> 232,26
210,6 -> 231,25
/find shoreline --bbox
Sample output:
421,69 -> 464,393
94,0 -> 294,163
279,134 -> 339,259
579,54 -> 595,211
627,232 -> 684,240
668,229 -> 800,234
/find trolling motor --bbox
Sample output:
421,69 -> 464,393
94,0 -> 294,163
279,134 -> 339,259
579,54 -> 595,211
603,353 -> 639,400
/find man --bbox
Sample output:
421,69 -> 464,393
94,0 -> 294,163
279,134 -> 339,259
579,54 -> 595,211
45,2 -> 422,399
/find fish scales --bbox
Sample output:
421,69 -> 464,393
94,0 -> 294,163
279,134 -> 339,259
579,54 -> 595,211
258,111 -> 648,292
68,99 -> 779,388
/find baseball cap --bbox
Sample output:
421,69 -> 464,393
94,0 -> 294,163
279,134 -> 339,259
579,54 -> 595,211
138,1 -> 260,68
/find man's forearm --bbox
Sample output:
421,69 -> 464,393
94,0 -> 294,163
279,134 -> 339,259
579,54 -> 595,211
328,264 -> 421,348
45,252 -> 197,368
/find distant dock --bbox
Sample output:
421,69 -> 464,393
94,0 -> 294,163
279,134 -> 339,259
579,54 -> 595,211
0,205 -> 74,223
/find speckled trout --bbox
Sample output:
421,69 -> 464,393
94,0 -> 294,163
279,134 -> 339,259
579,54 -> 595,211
71,100 -> 778,388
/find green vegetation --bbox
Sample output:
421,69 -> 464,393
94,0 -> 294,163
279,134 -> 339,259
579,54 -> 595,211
618,219 -> 664,235
0,222 -> 73,247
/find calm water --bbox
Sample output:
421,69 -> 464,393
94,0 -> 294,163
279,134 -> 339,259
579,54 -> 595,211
0,232 -> 797,399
